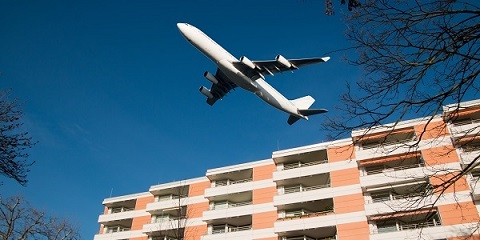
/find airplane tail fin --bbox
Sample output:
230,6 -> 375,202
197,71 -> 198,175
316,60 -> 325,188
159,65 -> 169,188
288,96 -> 328,125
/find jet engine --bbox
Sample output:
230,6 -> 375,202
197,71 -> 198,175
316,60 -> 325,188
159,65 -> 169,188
240,56 -> 256,69
203,71 -> 219,84
199,86 -> 214,99
275,54 -> 292,68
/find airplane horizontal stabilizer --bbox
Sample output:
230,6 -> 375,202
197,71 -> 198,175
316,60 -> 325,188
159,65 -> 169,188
298,109 -> 328,116
288,115 -> 302,125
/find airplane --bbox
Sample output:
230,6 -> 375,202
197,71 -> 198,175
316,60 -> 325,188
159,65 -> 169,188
177,23 -> 329,125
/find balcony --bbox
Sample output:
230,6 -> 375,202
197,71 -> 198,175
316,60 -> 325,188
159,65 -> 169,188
449,118 -> 480,139
273,159 -> 329,182
355,131 -> 418,161
459,149 -> 480,165
98,208 -> 139,223
203,197 -> 253,221
278,199 -> 334,219
211,224 -> 252,234
203,215 -> 252,240
360,163 -> 426,188
146,194 -> 188,213
275,173 -> 331,206
364,181 -> 431,215
142,215 -> 186,233
204,178 -> 253,198
277,225 -> 336,240
370,209 -> 441,235
468,172 -> 480,200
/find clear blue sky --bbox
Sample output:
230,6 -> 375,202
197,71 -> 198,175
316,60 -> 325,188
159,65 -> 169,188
0,0 -> 359,238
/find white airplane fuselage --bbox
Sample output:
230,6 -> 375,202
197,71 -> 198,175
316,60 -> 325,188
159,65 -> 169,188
177,23 -> 305,119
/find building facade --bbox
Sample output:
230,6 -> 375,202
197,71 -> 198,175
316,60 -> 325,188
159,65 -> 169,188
95,100 -> 480,240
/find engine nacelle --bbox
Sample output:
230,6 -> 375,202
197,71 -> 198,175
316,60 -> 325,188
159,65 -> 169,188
203,71 -> 219,84
240,56 -> 256,69
199,86 -> 214,99
275,54 -> 292,68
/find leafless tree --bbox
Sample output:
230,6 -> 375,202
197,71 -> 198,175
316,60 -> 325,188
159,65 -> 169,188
324,0 -> 361,15
322,0 -> 480,237
148,183 -> 202,240
0,195 -> 81,240
0,89 -> 35,186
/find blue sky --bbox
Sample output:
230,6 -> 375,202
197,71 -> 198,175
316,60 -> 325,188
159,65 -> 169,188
0,0 -> 360,238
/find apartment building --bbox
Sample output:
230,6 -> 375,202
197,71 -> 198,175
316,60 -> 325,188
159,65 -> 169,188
94,99 -> 480,240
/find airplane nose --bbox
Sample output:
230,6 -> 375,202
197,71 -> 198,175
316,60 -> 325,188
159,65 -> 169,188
177,23 -> 187,31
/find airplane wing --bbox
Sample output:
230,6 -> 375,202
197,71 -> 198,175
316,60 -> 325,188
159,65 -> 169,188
205,69 -> 237,106
232,56 -> 330,79
254,56 -> 330,75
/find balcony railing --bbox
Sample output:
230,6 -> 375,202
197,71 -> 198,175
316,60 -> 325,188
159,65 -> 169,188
283,160 -> 328,170
365,163 -> 425,175
362,136 -> 417,150
373,219 -> 441,234
152,216 -> 186,223
110,207 -> 134,214
452,118 -> 480,126
367,192 -> 424,204
156,194 -> 187,202
281,209 -> 334,220
211,225 -> 252,234
210,201 -> 252,210
215,178 -> 252,187
283,183 -> 331,194
105,226 -> 131,233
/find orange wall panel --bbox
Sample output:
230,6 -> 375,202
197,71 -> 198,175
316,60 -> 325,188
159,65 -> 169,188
331,168 -> 360,187
337,221 -> 370,240
253,163 -> 276,181
430,174 -> 469,194
253,211 -> 277,229
439,202 -> 480,225
98,224 -> 104,234
135,195 -> 154,210
131,215 -> 151,230
189,180 -> 211,197
414,121 -> 449,140
422,145 -> 459,165
334,193 -> 365,214
253,186 -> 277,204
185,225 -> 207,240
187,201 -> 209,218
328,145 -> 355,162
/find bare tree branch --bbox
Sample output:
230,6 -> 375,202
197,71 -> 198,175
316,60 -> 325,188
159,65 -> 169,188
0,89 -> 36,186
0,195 -> 80,240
